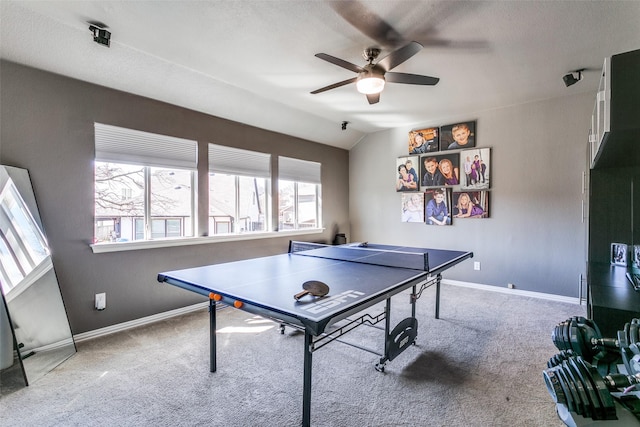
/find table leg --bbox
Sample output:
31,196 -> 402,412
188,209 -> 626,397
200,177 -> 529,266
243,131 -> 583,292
302,331 -> 313,427
383,298 -> 391,353
209,299 -> 217,373
435,273 -> 442,319
375,298 -> 393,372
411,284 -> 417,318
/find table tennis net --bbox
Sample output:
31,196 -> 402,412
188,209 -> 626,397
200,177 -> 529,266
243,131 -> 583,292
289,241 -> 429,271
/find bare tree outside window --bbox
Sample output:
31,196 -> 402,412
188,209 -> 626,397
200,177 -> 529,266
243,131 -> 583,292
94,162 -> 194,243
95,162 -> 144,217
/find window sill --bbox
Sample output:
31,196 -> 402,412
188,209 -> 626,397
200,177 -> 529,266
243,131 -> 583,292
89,228 -> 325,253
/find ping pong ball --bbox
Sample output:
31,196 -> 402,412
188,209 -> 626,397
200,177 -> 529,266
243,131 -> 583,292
210,293 -> 222,301
233,300 -> 243,309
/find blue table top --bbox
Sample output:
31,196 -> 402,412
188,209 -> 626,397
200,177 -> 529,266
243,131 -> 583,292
158,243 -> 473,335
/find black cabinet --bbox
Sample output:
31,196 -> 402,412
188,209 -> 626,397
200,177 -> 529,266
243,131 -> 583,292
588,168 -> 634,262
587,49 -> 640,336
588,263 -> 640,337
590,49 -> 640,169
588,169 -> 640,336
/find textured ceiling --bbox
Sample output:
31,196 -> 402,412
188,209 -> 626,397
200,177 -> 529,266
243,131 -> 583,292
2,1 -> 640,150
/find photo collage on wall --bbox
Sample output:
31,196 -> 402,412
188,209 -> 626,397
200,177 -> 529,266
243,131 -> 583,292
398,120 -> 491,224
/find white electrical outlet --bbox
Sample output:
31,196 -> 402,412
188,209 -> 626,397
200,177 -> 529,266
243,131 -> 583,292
508,283 -> 515,289
474,262 -> 481,271
95,293 -> 106,310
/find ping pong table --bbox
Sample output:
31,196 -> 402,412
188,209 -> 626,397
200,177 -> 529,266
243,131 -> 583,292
157,242 -> 473,426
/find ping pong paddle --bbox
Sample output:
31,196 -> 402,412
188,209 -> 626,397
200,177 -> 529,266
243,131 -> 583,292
294,280 -> 330,300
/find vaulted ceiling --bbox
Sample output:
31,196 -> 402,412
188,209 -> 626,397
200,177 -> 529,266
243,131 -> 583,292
2,1 -> 639,150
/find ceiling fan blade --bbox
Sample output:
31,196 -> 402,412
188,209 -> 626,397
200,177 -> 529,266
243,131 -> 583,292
315,53 -> 364,73
311,77 -> 357,94
329,1 -> 404,48
376,41 -> 423,71
366,93 -> 380,104
385,72 -> 439,86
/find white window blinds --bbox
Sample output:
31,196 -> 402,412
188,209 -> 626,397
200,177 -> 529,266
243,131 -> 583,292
278,156 -> 321,184
208,144 -> 271,178
94,123 -> 197,169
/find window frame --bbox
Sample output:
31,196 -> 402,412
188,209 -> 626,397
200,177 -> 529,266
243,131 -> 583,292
90,228 -> 322,253
93,162 -> 197,243
91,127 -> 325,253
207,143 -> 272,237
277,156 -> 322,232
208,173 -> 270,236
277,180 -> 322,231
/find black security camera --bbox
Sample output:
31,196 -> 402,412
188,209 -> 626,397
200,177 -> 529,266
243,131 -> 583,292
563,69 -> 584,87
89,24 -> 111,47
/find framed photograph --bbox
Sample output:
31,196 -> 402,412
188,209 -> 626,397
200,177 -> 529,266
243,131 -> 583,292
633,245 -> 640,268
396,156 -> 419,192
453,191 -> 489,219
419,153 -> 460,188
611,243 -> 628,266
424,188 -> 451,225
401,192 -> 425,223
460,148 -> 491,190
440,120 -> 476,151
408,127 -> 439,154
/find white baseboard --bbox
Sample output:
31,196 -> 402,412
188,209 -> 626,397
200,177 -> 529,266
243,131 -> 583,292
73,301 -> 209,343
74,281 -> 580,343
442,279 -> 581,305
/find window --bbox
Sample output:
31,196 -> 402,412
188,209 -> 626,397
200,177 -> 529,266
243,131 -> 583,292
208,144 -> 270,235
94,124 -> 197,243
0,179 -> 50,295
91,125 -> 324,252
278,157 -> 321,230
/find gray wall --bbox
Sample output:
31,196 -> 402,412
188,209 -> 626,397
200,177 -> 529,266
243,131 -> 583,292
349,92 -> 594,298
0,60 -> 350,334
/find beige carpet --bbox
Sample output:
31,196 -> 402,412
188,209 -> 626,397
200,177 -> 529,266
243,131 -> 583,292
0,284 -> 583,426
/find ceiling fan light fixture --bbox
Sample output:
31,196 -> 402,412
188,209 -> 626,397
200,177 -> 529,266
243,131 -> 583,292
311,41 -> 437,102
356,74 -> 385,94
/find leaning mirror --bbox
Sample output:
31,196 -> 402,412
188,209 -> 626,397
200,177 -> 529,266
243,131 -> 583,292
0,165 -> 75,393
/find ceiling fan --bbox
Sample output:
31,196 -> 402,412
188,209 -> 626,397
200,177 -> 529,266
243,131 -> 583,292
310,41 -> 439,104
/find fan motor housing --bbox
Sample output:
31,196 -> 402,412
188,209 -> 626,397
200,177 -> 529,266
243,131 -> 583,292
363,47 -> 381,62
